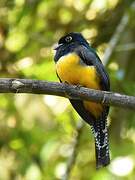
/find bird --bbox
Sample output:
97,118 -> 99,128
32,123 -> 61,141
54,32 -> 110,169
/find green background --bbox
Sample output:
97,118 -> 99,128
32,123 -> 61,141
0,0 -> 135,179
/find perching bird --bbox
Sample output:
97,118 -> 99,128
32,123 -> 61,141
54,32 -> 110,169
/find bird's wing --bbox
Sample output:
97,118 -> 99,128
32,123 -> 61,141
75,45 -> 110,91
69,99 -> 95,126
77,45 -> 110,117
69,45 -> 110,123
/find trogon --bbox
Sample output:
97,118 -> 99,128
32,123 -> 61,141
54,32 -> 110,169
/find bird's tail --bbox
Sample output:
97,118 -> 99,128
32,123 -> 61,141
91,119 -> 110,169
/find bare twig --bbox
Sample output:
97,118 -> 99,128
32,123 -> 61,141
0,78 -> 134,109
102,2 -> 134,64
103,14 -> 129,64
116,43 -> 135,51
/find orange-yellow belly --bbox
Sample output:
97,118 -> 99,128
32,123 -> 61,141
56,53 -> 103,118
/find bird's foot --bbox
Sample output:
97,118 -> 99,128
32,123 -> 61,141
63,81 -> 69,85
75,84 -> 83,90
102,94 -> 107,104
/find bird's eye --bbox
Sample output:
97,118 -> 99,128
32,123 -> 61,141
65,36 -> 72,42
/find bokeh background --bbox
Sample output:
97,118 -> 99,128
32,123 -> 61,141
0,0 -> 135,179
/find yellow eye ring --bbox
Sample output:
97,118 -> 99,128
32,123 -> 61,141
65,36 -> 72,42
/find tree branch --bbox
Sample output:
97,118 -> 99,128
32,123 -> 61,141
0,78 -> 134,110
116,43 -> 135,52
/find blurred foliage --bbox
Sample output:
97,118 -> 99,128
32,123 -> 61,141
0,0 -> 135,179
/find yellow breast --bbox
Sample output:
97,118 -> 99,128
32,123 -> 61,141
56,53 -> 103,118
56,53 -> 80,84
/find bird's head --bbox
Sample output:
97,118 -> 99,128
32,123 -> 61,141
54,32 -> 89,61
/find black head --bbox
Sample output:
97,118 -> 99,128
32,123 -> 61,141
54,32 -> 90,61
58,32 -> 89,46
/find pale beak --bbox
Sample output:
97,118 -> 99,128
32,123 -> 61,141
53,43 -> 63,50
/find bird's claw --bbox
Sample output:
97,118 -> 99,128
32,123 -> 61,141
75,84 -> 83,90
102,94 -> 107,104
63,81 -> 69,85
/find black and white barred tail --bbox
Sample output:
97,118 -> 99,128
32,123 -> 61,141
91,119 -> 110,169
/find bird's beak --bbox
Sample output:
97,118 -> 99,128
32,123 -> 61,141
53,43 -> 63,50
